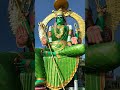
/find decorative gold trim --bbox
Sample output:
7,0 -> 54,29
46,57 -> 80,89
37,78 -> 45,80
39,13 -> 55,26
38,10 -> 85,41
51,40 -> 67,44
64,11 -> 85,40
51,40 -> 67,51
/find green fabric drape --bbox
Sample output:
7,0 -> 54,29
85,73 -> 101,90
35,48 -> 46,79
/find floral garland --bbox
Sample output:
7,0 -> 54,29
8,0 -> 34,49
8,0 -> 21,35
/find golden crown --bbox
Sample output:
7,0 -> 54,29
52,8 -> 64,17
56,8 -> 63,16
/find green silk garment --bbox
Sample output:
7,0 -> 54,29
35,25 -> 85,89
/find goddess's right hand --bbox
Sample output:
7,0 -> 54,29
41,37 -> 47,45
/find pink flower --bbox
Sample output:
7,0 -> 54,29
41,37 -> 47,45
71,37 -> 78,44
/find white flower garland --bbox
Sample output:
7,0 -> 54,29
8,0 -> 21,35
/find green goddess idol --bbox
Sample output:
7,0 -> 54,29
35,0 -> 85,89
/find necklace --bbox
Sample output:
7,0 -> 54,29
54,25 -> 64,39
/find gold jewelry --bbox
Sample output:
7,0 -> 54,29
54,25 -> 64,38
37,78 -> 45,80
51,40 -> 67,51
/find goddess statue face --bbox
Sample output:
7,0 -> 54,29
56,15 -> 65,25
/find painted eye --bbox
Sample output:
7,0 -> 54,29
57,16 -> 63,19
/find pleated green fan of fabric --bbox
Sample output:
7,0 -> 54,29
44,55 -> 79,89
35,48 -> 46,79
85,73 -> 101,90
20,72 -> 35,90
